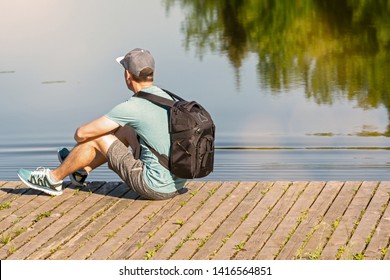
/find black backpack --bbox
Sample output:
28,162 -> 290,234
135,89 -> 215,179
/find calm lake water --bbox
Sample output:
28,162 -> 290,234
1,0 -> 390,182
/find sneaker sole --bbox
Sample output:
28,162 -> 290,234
17,173 -> 63,196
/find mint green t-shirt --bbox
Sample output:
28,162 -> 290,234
105,86 -> 186,193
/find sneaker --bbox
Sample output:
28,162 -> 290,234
57,147 -> 88,187
17,167 -> 63,196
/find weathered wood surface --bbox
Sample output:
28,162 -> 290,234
0,181 -> 389,260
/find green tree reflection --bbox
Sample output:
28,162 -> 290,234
165,0 -> 390,135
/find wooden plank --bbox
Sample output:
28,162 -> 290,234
212,182 -> 285,260
187,182 -> 257,260
233,181 -> 300,260
113,183 -> 203,260
68,180 -> 206,260
0,181 -> 9,201
299,181 -> 361,259
150,181 -> 222,260
5,181 -> 107,259
0,181 -> 25,202
0,181 -> 69,222
0,189 -> 54,244
48,184 -> 138,259
75,195 -> 154,260
66,191 -> 142,260
321,181 -> 378,260
0,182 -> 38,223
168,182 -> 237,260
129,181 -> 206,260
235,181 -> 307,260
192,182 -> 271,260
385,243 -> 390,260
364,182 -> 390,260
88,195 -> 170,260
348,181 -> 390,259
0,182 -> 75,259
107,182 -> 204,259
2,181 -> 104,259
0,181 -> 388,260
277,181 -> 344,259
25,182 -> 127,260
151,181 -> 225,260
257,181 -> 324,259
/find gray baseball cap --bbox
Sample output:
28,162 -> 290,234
116,48 -> 155,77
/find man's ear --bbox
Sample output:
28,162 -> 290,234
125,70 -> 132,81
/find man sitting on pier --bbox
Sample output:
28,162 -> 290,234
18,48 -> 186,200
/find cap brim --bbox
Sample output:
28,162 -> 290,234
116,56 -> 125,66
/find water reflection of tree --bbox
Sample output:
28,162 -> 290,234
165,0 -> 390,135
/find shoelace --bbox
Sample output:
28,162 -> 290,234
31,167 -> 49,179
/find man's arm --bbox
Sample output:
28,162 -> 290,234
74,116 -> 120,143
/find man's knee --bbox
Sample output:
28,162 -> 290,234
94,134 -> 118,155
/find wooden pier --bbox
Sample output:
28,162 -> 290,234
0,181 -> 389,260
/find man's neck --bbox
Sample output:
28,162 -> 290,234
132,82 -> 153,93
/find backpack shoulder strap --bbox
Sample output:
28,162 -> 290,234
134,88 -> 186,106
133,89 -> 175,171
146,143 -> 170,171
135,91 -> 175,108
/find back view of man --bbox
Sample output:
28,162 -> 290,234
18,48 -> 186,199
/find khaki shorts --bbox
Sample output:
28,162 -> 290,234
107,140 -> 180,200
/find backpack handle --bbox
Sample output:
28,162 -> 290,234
183,101 -> 202,111
160,88 -> 185,101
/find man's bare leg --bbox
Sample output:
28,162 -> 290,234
50,126 -> 137,182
